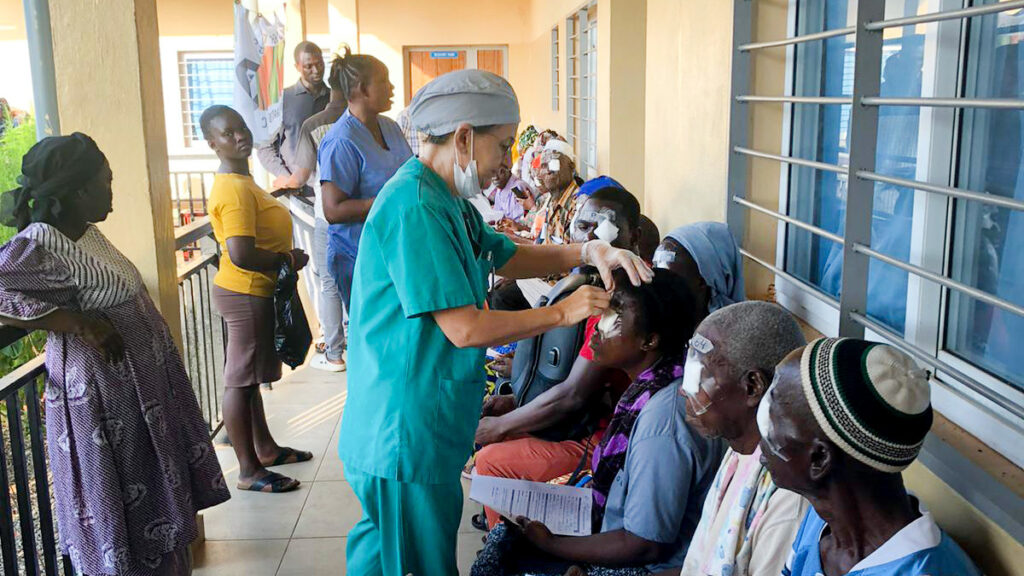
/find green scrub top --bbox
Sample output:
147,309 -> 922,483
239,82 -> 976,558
338,157 -> 518,484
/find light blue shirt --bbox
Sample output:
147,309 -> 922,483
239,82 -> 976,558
318,109 -> 412,259
783,499 -> 981,576
599,384 -> 726,573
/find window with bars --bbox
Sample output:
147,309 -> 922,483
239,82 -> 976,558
552,26 -> 560,111
728,0 -> 1024,466
178,52 -> 234,147
567,2 -> 598,180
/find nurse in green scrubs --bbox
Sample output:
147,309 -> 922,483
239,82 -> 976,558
338,69 -> 653,576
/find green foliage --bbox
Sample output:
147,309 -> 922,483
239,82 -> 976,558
0,119 -> 44,379
0,118 -> 36,244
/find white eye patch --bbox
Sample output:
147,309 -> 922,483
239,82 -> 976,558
548,159 -> 561,172
652,248 -> 676,268
595,219 -> 620,242
681,353 -> 705,397
596,310 -> 621,339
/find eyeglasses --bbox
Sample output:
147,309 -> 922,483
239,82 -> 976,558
679,345 -> 717,415
757,374 -> 790,462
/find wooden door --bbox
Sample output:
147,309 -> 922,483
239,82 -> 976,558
407,50 -> 467,103
477,49 -> 505,77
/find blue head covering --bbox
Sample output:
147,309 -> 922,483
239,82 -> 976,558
576,175 -> 624,198
665,222 -> 745,312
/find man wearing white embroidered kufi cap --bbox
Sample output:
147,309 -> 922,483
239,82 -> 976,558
758,338 -> 981,576
337,69 -> 653,575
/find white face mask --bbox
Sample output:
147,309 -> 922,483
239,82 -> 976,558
453,130 -> 482,200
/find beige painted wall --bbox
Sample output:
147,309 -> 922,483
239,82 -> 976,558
643,0 -> 733,238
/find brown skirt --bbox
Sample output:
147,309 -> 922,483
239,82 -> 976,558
213,284 -> 282,388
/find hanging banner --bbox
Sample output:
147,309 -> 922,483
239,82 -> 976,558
234,1 -> 286,145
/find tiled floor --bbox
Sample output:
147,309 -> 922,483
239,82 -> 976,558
192,366 -> 486,575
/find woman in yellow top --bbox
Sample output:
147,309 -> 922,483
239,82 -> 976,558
203,105 -> 311,493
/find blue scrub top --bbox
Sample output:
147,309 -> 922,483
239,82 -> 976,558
338,158 -> 517,484
318,109 -> 412,259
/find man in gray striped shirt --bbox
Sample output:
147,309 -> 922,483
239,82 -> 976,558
285,56 -> 348,372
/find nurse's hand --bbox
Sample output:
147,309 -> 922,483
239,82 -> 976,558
555,285 -> 611,327
582,239 -> 654,289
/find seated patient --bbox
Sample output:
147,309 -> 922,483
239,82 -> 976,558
471,269 -> 726,576
660,301 -> 810,576
761,338 -> 982,576
474,219 -> 743,529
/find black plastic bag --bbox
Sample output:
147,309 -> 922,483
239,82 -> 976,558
273,260 -> 312,369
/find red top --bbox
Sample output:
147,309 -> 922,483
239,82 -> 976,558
579,316 -> 632,441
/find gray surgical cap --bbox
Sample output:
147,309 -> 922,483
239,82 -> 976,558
408,69 -> 520,136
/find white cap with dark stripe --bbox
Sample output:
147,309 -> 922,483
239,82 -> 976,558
800,338 -> 933,473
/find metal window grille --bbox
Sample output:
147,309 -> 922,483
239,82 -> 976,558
178,53 -> 234,147
726,0 -> 1024,427
552,26 -> 560,111
567,2 -> 598,179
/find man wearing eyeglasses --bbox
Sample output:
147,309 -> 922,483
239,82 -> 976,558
664,301 -> 809,576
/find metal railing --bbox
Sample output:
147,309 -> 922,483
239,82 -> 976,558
727,0 -> 1024,424
175,218 -> 226,436
170,171 -> 216,227
0,329 -> 73,575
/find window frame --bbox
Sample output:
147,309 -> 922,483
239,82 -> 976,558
552,26 -> 561,112
177,50 -> 234,148
768,0 -> 1024,466
567,1 -> 598,180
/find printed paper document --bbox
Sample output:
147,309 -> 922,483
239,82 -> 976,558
469,473 -> 592,537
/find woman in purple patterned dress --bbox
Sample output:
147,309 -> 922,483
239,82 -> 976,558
0,133 -> 230,575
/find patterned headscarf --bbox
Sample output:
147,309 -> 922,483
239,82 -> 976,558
590,355 -> 686,529
0,133 -> 107,232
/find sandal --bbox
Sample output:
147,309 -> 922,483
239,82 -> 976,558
237,471 -> 300,493
472,512 -> 489,532
261,447 -> 314,467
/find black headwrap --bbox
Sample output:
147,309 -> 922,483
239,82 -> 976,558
0,132 -> 107,231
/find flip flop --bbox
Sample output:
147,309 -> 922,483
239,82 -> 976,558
471,513 -> 489,532
237,471 -> 300,493
262,447 -> 314,467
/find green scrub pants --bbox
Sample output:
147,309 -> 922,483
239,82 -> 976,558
345,469 -> 464,576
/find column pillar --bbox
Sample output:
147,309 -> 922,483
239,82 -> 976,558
598,0 -> 646,201
48,0 -> 182,343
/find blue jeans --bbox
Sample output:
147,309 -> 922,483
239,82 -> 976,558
311,218 -> 346,361
327,229 -> 357,312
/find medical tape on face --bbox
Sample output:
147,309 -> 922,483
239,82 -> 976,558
652,248 -> 676,268
680,334 -> 716,412
548,158 -> 561,172
757,376 -> 791,461
595,219 -> 619,242
596,310 -> 621,339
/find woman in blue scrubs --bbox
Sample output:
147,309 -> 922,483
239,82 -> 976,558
338,69 -> 653,576
318,49 -> 412,313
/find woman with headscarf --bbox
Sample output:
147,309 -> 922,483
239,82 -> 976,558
337,69 -> 652,575
0,133 -> 230,575
652,221 -> 746,313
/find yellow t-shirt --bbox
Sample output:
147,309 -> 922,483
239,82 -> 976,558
209,173 -> 293,298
